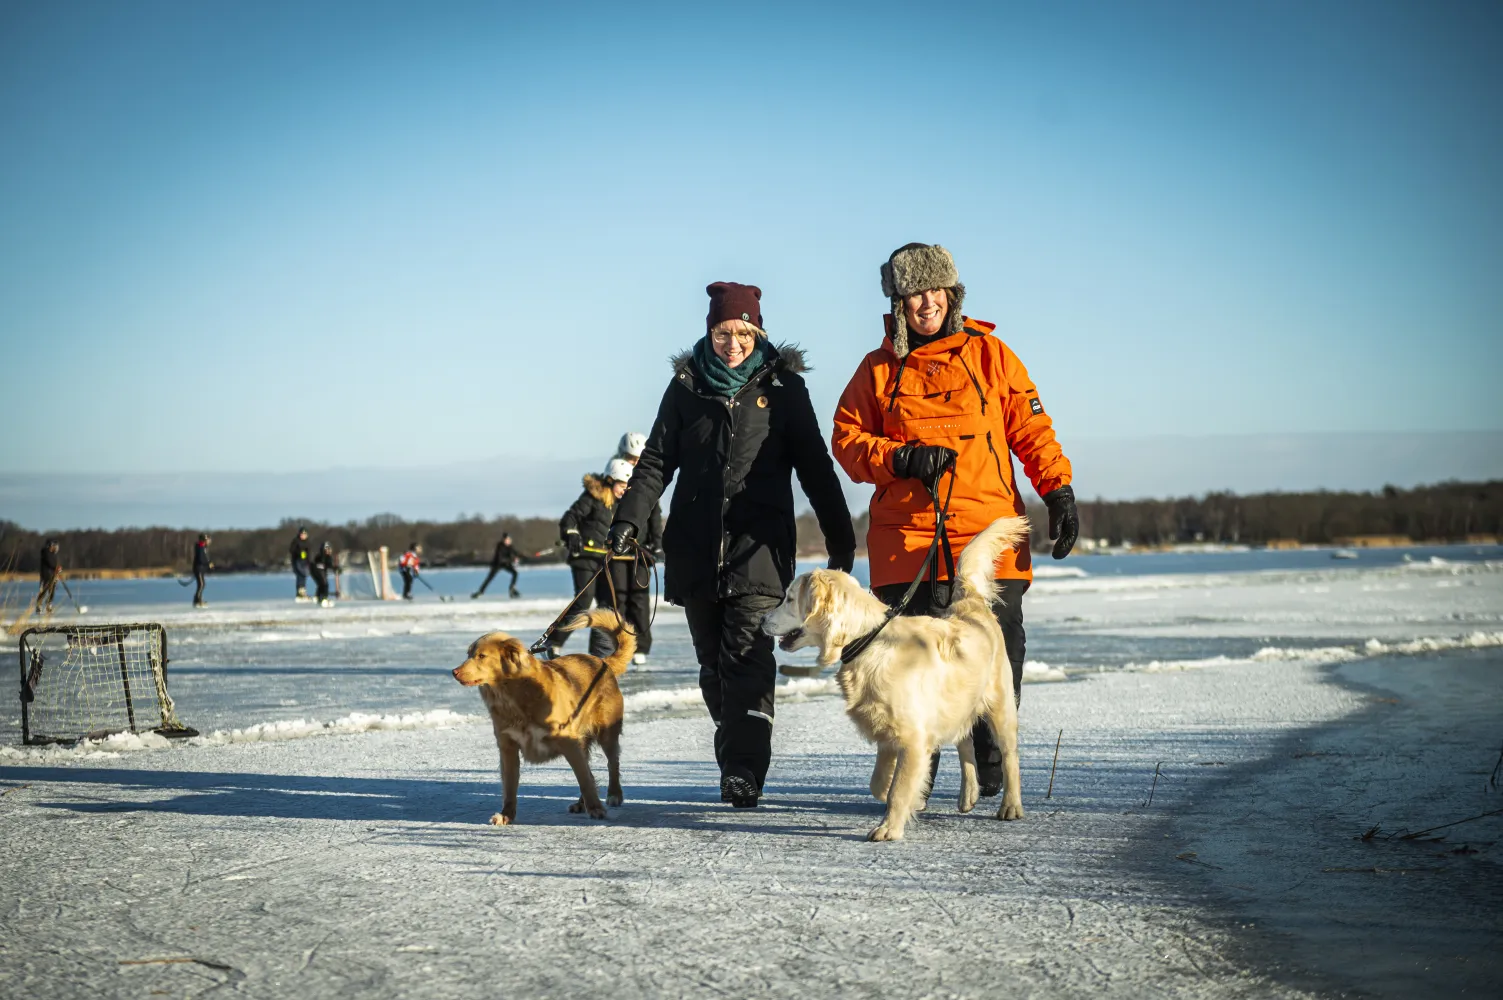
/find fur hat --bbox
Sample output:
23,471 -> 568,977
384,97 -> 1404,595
880,243 -> 966,358
706,281 -> 763,332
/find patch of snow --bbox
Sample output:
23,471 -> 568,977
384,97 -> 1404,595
1022,660 -> 1068,682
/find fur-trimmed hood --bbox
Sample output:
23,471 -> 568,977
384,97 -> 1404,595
581,472 -> 615,508
668,339 -> 808,378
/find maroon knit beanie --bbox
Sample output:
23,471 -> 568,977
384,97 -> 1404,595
706,281 -> 763,331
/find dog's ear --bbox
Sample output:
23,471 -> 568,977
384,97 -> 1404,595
807,571 -> 852,666
497,639 -> 535,677
796,573 -> 816,617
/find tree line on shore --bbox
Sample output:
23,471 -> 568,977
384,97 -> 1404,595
1,480 -> 1497,574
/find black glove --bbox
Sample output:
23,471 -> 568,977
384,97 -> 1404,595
1043,485 -> 1078,560
826,550 -> 856,574
564,533 -> 583,560
607,522 -> 636,556
891,444 -> 957,490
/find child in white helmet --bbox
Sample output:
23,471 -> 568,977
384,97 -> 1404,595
613,433 -> 661,664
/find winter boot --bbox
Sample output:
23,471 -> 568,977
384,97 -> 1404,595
509,587 -> 521,598
721,764 -> 759,808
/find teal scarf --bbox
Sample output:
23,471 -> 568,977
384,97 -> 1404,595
692,335 -> 767,397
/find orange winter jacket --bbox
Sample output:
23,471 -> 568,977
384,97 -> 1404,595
832,317 -> 1072,588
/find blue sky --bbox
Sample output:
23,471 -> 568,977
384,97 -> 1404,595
2,1 -> 1499,489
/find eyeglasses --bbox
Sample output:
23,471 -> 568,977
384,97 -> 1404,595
710,329 -> 759,346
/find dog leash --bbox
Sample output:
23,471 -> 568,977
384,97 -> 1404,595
527,536 -> 660,656
839,468 -> 956,666
528,563 -> 605,654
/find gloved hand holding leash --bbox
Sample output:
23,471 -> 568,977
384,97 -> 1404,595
1043,485 -> 1078,559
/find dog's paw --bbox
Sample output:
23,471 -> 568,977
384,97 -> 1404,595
867,823 -> 904,842
996,798 -> 1025,821
914,795 -> 930,813
489,813 -> 513,827
958,783 -> 978,814
568,798 -> 584,814
606,791 -> 623,807
587,804 -> 608,820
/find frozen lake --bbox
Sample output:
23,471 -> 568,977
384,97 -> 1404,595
3,546 -> 1500,748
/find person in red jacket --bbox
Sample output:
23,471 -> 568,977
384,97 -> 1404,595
398,543 -> 422,601
832,242 -> 1079,797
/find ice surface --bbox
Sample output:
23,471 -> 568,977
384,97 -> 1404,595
2,556 -> 1500,996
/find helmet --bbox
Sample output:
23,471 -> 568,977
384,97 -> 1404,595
604,458 -> 634,484
617,432 -> 647,459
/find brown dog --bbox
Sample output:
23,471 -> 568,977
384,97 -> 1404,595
452,608 -> 634,825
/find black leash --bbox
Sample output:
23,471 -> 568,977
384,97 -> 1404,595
839,469 -> 956,666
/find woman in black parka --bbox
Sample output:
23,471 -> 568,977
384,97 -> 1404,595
609,282 -> 855,808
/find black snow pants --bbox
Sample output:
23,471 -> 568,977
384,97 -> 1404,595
475,564 -> 519,597
588,558 -> 653,658
554,562 -> 600,651
874,578 -> 1029,771
311,567 -> 330,603
683,594 -> 782,790
193,570 -> 207,606
400,568 -> 414,600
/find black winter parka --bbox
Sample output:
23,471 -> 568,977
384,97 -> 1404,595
559,474 -> 616,569
614,341 -> 854,604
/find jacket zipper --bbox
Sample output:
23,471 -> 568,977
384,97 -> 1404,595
957,354 -> 987,415
985,431 -> 1009,492
718,374 -> 765,577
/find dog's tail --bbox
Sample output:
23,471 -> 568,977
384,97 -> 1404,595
557,608 -> 636,676
953,515 -> 1031,609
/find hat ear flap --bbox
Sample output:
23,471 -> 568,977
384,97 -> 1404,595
891,300 -> 910,359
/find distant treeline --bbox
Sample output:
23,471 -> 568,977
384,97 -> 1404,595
2,480 -> 1498,574
1073,479 -> 1502,547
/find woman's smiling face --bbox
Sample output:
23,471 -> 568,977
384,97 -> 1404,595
709,319 -> 760,368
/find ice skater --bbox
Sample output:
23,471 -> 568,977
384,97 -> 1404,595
311,541 -> 339,607
473,532 -> 522,599
609,281 -> 854,808
398,542 -> 422,600
289,526 -> 312,600
192,533 -> 212,607
35,538 -> 62,614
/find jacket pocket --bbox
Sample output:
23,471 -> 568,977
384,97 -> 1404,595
985,431 -> 1012,497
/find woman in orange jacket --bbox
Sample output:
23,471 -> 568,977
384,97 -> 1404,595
832,242 -> 1080,796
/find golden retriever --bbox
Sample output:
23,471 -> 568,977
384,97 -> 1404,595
452,608 -> 634,826
762,516 -> 1030,841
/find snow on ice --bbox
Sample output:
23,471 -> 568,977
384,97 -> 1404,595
1,555 -> 1499,997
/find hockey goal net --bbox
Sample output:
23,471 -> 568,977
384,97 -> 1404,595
17,623 -> 197,745
341,547 -> 401,600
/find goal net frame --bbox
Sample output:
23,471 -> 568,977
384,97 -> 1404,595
340,546 -> 400,601
17,623 -> 198,745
